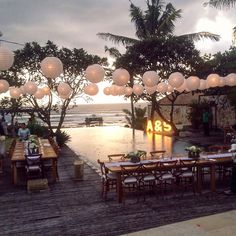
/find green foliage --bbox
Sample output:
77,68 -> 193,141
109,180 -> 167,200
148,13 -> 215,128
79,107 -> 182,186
123,106 -> 147,130
28,122 -> 50,138
55,130 -> 71,147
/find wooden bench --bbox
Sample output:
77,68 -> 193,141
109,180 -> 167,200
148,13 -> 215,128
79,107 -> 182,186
27,178 -> 49,193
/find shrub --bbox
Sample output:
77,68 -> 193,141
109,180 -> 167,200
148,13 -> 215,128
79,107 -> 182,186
55,130 -> 71,147
28,122 -> 50,138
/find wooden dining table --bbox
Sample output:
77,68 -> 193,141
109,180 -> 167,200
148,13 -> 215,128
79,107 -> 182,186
105,153 -> 234,203
11,138 -> 58,185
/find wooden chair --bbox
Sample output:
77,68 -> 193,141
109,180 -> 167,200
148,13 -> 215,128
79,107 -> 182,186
150,150 -> 166,159
97,159 -> 117,199
120,163 -> 142,204
177,159 -> 196,196
25,153 -> 43,180
108,153 -> 125,162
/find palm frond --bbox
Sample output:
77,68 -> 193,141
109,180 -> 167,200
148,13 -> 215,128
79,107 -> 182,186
129,1 -> 147,39
179,32 -> 220,42
104,46 -> 121,58
97,33 -> 138,46
155,4 -> 182,36
204,0 -> 236,9
233,26 -> 236,46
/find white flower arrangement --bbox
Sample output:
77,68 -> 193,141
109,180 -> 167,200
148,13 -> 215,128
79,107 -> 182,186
185,145 -> 202,153
0,135 -> 6,141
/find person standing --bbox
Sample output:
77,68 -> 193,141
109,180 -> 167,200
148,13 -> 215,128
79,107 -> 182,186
202,109 -> 210,136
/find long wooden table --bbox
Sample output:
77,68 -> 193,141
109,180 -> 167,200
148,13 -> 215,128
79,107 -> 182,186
11,138 -> 58,185
105,153 -> 233,203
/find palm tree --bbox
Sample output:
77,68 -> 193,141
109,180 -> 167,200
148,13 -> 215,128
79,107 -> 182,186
98,0 -> 220,48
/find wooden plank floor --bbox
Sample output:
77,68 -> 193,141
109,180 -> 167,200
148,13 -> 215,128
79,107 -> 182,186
0,146 -> 236,236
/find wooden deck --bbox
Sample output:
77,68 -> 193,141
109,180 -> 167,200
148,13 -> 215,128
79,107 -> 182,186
0,146 -> 236,236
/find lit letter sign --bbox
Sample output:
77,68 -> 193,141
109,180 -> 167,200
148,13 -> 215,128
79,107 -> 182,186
146,119 -> 172,134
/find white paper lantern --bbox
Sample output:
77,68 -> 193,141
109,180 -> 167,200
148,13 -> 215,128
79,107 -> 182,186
116,86 -> 125,96
34,88 -> 45,99
176,79 -> 186,93
218,77 -> 226,87
206,73 -> 220,87
157,82 -> 168,93
168,72 -> 185,88
57,82 -> 71,96
186,76 -> 200,91
24,81 -> 38,95
103,87 -> 111,95
84,83 -> 99,96
142,71 -> 159,87
60,91 -> 71,99
9,87 -> 21,99
40,56 -> 63,79
167,84 -> 174,93
199,79 -> 207,90
124,86 -> 133,96
225,73 -> 236,86
85,64 -> 105,83
133,84 -> 144,96
19,85 -> 26,94
145,85 -> 157,95
112,68 -> 130,86
0,79 -> 9,93
110,85 -> 118,96
0,46 -> 14,71
42,86 -> 50,95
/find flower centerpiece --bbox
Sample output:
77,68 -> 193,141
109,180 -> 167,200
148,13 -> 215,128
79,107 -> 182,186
185,145 -> 201,159
27,135 -> 39,154
125,150 -> 147,163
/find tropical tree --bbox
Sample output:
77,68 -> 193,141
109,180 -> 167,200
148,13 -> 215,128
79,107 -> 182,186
0,41 -> 107,135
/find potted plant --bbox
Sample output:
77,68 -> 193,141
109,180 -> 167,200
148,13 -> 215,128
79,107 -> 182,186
185,145 -> 202,159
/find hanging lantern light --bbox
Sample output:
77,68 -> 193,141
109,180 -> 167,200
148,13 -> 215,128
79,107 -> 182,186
57,82 -> 71,96
157,82 -> 168,93
110,85 -> 118,96
225,73 -> 236,86
103,87 -> 111,95
115,86 -> 125,96
176,79 -> 186,93
168,72 -> 185,88
199,79 -> 207,90
0,79 -> 9,93
145,85 -> 157,95
206,73 -> 220,87
34,88 -> 45,99
112,68 -> 130,86
19,85 -> 26,94
218,77 -> 226,87
186,76 -> 200,91
84,83 -> 99,96
24,81 -> 38,95
9,87 -> 21,99
85,64 -> 105,83
40,56 -> 63,79
42,86 -> 50,95
124,86 -> 133,96
133,84 -> 144,96
142,71 -> 159,87
0,46 -> 14,71
60,91 -> 71,99
167,84 -> 174,93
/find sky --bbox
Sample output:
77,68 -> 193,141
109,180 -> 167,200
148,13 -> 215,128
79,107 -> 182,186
0,0 -> 235,104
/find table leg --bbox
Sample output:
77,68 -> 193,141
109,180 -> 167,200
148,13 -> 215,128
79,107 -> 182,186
116,173 -> 123,203
197,166 -> 202,194
210,164 -> 216,192
52,159 -> 58,182
12,162 -> 17,185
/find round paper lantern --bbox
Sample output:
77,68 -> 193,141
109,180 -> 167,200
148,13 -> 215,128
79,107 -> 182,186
84,83 -> 99,96
145,85 -> 157,95
42,86 -> 50,95
116,86 -> 125,96
142,71 -> 159,87
225,73 -> 236,86
112,68 -> 130,86
103,87 -> 111,95
168,72 -> 185,88
157,82 -> 168,93
186,76 -> 200,91
19,85 -> 26,94
0,46 -> 14,71
57,82 -> 71,96
133,84 -> 144,96
218,77 -> 226,87
24,81 -> 38,95
85,64 -> 105,83
199,79 -> 207,90
60,91 -> 71,99
176,79 -> 186,93
9,87 -> 21,99
0,79 -> 9,93
40,56 -> 63,79
124,86 -> 133,96
167,84 -> 174,93
109,85 -> 118,96
34,88 -> 45,99
206,73 -> 220,88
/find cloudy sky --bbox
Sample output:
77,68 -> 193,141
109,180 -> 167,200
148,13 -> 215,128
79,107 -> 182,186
0,0 -> 235,103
